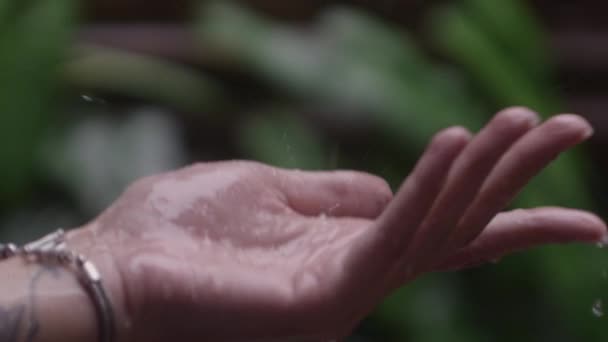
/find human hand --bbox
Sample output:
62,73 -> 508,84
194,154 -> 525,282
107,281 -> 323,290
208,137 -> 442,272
67,107 -> 607,342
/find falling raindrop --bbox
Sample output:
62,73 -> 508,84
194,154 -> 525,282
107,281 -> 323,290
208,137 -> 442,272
592,299 -> 604,317
596,235 -> 608,248
80,94 -> 107,105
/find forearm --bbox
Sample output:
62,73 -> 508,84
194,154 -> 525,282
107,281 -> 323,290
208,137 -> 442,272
0,257 -> 97,342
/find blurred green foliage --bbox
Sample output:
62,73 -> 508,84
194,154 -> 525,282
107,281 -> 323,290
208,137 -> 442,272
0,0 -> 74,205
65,45 -> 223,111
1,0 -> 607,341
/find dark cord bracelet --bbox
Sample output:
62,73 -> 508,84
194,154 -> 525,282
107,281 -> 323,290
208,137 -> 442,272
0,229 -> 116,342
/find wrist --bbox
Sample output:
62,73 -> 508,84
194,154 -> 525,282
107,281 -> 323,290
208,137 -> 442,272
66,225 -> 132,342
0,256 -> 97,342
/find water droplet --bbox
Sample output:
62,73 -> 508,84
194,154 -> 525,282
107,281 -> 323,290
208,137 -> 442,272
592,299 -> 604,317
596,235 -> 608,248
327,202 -> 341,214
80,94 -> 107,104
489,258 -> 501,264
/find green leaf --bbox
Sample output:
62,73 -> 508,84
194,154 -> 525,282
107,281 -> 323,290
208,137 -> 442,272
464,0 -> 551,80
428,5 -> 560,115
197,2 -> 487,151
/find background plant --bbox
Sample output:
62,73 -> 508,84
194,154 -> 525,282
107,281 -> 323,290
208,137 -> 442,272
1,0 -> 607,340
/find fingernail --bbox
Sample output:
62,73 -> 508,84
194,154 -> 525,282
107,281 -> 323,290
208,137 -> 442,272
526,111 -> 541,126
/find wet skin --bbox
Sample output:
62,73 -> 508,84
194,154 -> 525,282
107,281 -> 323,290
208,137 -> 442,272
66,107 -> 607,342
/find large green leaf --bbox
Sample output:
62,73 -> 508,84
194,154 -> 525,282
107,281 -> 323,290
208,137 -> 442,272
465,0 -> 552,81
428,2 -> 592,209
428,5 -> 559,114
197,1 -> 487,152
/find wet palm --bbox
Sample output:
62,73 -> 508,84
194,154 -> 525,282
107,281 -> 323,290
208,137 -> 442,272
69,108 -> 607,342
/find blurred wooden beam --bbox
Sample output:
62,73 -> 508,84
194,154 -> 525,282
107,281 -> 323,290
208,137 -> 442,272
552,31 -> 608,71
83,0 -> 427,24
84,0 -> 195,21
567,96 -> 608,142
79,24 -> 198,63
78,24 -> 241,69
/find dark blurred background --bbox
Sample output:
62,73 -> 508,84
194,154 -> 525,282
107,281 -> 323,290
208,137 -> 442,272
1,0 -> 608,340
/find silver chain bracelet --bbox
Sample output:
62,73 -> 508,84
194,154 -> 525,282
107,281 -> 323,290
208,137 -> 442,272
0,229 -> 116,342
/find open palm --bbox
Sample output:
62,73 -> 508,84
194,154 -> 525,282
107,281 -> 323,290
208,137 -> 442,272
69,107 -> 606,342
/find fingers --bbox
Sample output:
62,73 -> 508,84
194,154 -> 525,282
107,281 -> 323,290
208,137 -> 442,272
356,126 -> 471,265
448,114 -> 594,248
435,207 -> 607,272
279,169 -> 393,219
337,126 -> 470,318
407,107 -> 539,270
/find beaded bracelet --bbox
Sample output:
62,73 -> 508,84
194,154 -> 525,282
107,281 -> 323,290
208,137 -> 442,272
0,229 -> 116,342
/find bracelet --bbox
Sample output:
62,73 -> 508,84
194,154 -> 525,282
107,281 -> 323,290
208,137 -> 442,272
0,229 -> 116,342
